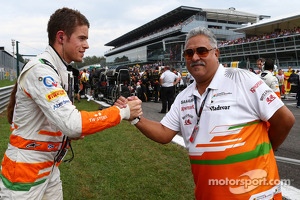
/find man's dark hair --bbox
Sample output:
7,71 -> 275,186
264,58 -> 274,71
47,7 -> 90,45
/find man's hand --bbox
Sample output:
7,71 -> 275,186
127,96 -> 143,120
115,96 -> 143,121
114,96 -> 128,108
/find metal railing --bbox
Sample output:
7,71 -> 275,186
0,85 -> 13,113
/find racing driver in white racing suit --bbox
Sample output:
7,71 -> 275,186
0,7 -> 142,200
259,58 -> 281,99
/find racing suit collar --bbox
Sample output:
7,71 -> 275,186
48,45 -> 71,70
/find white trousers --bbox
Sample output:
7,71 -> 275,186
0,166 -> 63,200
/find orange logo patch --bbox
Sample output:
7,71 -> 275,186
46,89 -> 67,101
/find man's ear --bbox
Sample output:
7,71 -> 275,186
215,48 -> 220,58
57,31 -> 64,43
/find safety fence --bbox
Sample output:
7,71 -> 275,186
0,85 -> 13,113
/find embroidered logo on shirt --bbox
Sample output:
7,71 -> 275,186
266,94 -> 276,104
260,90 -> 273,101
184,119 -> 192,125
53,99 -> 70,110
250,80 -> 264,93
181,98 -> 193,104
43,76 -> 58,88
209,105 -> 230,111
46,89 -> 67,101
182,114 -> 193,125
89,112 -> 108,122
181,105 -> 195,111
26,143 -> 41,149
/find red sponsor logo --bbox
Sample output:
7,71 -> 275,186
184,119 -> 192,125
181,105 -> 194,111
250,80 -> 264,93
266,94 -> 276,104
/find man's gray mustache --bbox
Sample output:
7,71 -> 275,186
190,62 -> 205,67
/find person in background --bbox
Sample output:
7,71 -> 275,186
88,67 -> 96,100
171,68 -> 183,95
259,58 -> 281,98
256,57 -> 265,75
80,68 -> 88,96
141,69 -> 150,102
159,65 -> 180,113
152,66 -> 161,102
0,7 -> 142,200
116,26 -> 295,199
288,69 -> 299,98
276,69 -> 286,99
185,72 -> 194,86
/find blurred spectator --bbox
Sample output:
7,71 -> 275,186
276,69 -> 286,99
260,58 -> 281,98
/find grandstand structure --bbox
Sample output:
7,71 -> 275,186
104,6 -> 300,70
104,6 -> 265,69
221,13 -> 300,69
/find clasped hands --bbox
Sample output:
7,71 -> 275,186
115,96 -> 142,121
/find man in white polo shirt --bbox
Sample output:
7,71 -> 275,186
116,27 -> 295,200
159,65 -> 180,113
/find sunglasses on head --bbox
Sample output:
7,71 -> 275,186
182,47 -> 216,59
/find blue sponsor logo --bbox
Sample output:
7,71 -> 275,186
43,76 -> 58,88
53,99 -> 70,110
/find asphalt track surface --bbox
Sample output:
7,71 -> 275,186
139,98 -> 300,199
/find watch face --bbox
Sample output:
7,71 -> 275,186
131,117 -> 140,125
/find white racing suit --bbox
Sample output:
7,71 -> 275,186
260,70 -> 281,98
0,46 -> 129,200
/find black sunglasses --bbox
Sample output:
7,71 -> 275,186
182,47 -> 216,59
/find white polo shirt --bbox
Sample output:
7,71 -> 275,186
160,69 -> 178,87
161,64 -> 284,199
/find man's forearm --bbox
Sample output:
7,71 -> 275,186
268,126 -> 291,150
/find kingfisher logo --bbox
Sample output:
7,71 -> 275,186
266,94 -> 276,104
184,119 -> 192,125
182,114 -> 193,125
